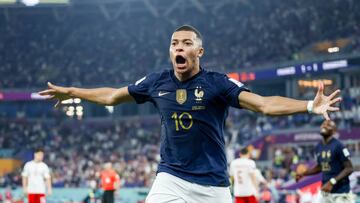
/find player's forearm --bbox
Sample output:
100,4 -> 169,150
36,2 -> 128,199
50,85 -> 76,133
303,165 -> 321,176
239,92 -> 309,116
46,178 -> 52,192
68,87 -> 131,105
22,178 -> 27,190
261,96 -> 308,116
334,161 -> 353,183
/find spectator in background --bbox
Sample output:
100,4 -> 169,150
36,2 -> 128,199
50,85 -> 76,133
22,148 -> 52,203
100,162 -> 120,203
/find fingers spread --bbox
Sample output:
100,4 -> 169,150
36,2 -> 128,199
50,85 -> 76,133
328,89 -> 341,100
330,97 -> 342,105
316,81 -> 324,97
328,106 -> 340,112
38,89 -> 56,95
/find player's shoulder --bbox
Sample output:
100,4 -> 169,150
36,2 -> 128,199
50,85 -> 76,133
202,69 -> 227,81
134,69 -> 170,85
202,69 -> 244,87
331,137 -> 345,148
23,161 -> 32,167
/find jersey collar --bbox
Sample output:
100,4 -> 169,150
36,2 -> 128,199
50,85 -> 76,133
170,66 -> 204,86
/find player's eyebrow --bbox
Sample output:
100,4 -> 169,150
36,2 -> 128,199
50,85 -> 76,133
171,39 -> 193,42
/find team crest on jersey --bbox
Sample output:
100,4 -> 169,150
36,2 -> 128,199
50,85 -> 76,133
322,151 -> 326,159
194,86 -> 204,103
326,151 -> 331,159
176,89 -> 187,104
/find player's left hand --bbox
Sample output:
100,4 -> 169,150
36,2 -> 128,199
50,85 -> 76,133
321,181 -> 333,193
312,82 -> 341,120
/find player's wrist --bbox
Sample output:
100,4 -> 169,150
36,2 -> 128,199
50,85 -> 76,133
329,178 -> 337,185
307,100 -> 314,114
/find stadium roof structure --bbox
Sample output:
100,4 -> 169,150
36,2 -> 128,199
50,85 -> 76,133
0,0 -> 248,21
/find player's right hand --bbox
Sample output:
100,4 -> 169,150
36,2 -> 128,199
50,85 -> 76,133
38,82 -> 72,107
295,173 -> 303,182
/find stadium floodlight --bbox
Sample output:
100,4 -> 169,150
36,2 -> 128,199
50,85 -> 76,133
328,47 -> 340,53
22,0 -> 39,6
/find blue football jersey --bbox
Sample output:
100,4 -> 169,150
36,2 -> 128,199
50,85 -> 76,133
128,68 -> 249,186
315,138 -> 351,193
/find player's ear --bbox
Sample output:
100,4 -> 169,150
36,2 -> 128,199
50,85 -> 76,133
198,47 -> 204,58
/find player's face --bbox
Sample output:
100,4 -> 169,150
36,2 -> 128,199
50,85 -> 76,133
169,31 -> 204,77
320,120 -> 336,137
34,151 -> 44,162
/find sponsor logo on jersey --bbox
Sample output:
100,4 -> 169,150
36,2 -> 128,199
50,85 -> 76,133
158,91 -> 170,96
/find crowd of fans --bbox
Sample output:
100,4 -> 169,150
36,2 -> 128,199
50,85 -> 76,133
1,0 -> 359,89
0,117 -> 160,188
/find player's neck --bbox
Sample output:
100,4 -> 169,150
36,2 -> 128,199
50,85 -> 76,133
322,135 -> 333,144
174,65 -> 201,82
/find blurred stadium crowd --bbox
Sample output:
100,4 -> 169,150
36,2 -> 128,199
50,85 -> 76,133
0,118 -> 160,188
0,0 -> 359,88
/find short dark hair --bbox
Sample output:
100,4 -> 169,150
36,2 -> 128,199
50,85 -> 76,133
240,147 -> 248,155
34,148 -> 44,153
174,25 -> 203,42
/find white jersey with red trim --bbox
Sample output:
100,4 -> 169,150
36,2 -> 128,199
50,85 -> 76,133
22,161 -> 50,194
230,158 -> 258,197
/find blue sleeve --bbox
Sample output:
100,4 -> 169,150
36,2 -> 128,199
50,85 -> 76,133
219,74 -> 250,108
127,73 -> 158,104
336,141 -> 351,162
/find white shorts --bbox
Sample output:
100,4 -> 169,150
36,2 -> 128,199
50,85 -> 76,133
321,191 -> 356,203
146,172 -> 232,203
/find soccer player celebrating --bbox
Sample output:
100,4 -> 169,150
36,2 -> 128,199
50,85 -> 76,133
22,148 -> 52,203
230,148 -> 267,203
39,25 -> 341,202
296,120 -> 354,203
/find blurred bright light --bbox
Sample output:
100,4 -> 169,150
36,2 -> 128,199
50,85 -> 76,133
327,47 -> 339,53
61,98 -> 73,104
105,106 -> 114,114
22,0 -> 39,6
298,79 -> 333,88
76,106 -> 83,111
66,111 -> 74,116
74,98 -> 81,104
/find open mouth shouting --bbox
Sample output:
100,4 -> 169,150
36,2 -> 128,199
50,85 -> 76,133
175,55 -> 187,68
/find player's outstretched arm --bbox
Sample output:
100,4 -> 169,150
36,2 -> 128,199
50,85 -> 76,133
295,164 -> 321,182
238,82 -> 341,120
38,82 -> 134,107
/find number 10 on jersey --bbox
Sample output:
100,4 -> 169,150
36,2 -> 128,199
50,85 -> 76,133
171,112 -> 193,131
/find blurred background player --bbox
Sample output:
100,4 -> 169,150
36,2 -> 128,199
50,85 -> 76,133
296,120 -> 354,203
100,162 -> 120,203
22,148 -> 52,203
230,147 -> 267,203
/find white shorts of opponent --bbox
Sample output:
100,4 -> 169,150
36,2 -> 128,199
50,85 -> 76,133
321,191 -> 356,203
146,172 -> 232,203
